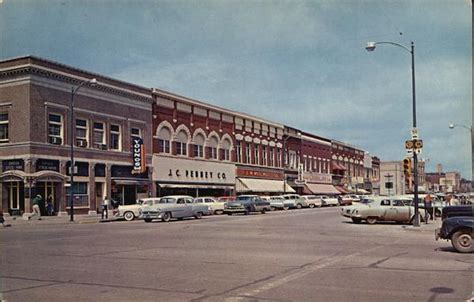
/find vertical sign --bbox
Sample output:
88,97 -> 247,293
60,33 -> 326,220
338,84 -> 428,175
132,137 -> 145,174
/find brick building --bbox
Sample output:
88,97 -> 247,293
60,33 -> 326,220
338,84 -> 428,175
331,140 -> 365,193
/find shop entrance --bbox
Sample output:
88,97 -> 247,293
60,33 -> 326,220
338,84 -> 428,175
112,185 -> 137,206
6,181 -> 24,215
36,181 -> 60,215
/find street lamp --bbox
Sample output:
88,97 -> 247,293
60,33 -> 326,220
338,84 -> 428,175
449,123 -> 474,181
366,40 -> 421,226
70,78 -> 97,222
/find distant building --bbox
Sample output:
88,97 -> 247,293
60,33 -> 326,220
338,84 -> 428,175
380,161 -> 405,196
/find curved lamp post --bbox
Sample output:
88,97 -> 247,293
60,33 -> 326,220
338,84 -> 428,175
70,78 -> 97,222
449,123 -> 474,181
366,40 -> 421,226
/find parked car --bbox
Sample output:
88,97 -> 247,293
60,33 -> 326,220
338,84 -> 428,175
224,195 -> 271,215
260,196 -> 287,210
339,194 -> 361,206
341,196 -> 425,224
280,194 -> 306,209
116,198 -> 161,221
193,197 -> 226,215
436,205 -> 474,253
318,195 -> 339,207
141,195 -> 210,222
300,195 -> 322,208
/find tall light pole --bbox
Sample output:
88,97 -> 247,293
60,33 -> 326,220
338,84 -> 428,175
366,40 -> 421,226
449,123 -> 474,182
70,78 -> 97,222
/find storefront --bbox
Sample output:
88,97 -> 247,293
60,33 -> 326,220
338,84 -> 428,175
111,165 -> 150,205
153,155 -> 235,197
235,166 -> 294,194
300,172 -> 339,195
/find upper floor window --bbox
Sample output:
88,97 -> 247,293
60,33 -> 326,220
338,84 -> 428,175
110,124 -> 121,151
254,144 -> 260,165
75,119 -> 88,148
269,147 -> 274,167
193,133 -> 205,158
176,130 -> 188,156
131,127 -> 141,140
276,148 -> 281,167
236,141 -> 242,163
157,127 -> 171,154
208,136 -> 218,160
221,138 -> 231,161
244,143 -> 250,164
0,113 -> 8,143
48,113 -> 63,145
262,146 -> 268,166
93,122 -> 106,149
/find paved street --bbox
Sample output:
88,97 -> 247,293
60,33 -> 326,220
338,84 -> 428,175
1,207 -> 472,302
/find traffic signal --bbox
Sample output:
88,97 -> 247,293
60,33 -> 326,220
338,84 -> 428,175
403,158 -> 412,176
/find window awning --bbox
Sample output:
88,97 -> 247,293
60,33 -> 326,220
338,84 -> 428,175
305,183 -> 341,195
331,162 -> 346,171
112,178 -> 149,185
356,188 -> 370,194
335,185 -> 350,194
236,178 -> 295,193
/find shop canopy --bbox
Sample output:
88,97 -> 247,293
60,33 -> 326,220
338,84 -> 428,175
236,178 -> 295,193
335,186 -> 350,194
305,183 -> 341,195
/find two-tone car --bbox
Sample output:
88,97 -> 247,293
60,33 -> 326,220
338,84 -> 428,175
141,195 -> 210,222
116,198 -> 161,221
260,196 -> 287,210
317,195 -> 339,207
193,197 -> 226,215
280,194 -> 306,209
300,195 -> 322,208
224,195 -> 271,215
341,196 -> 425,224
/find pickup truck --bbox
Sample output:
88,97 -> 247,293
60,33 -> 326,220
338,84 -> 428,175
224,195 -> 271,215
435,205 -> 473,253
141,195 -> 210,222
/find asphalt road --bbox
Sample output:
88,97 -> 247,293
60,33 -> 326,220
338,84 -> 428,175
1,207 -> 472,302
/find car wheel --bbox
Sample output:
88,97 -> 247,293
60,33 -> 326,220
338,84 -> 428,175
451,229 -> 474,253
161,212 -> 171,222
123,211 -> 135,221
435,209 -> 442,217
283,206 -> 289,211
144,218 -> 152,223
309,204 -> 315,209
215,210 -> 224,215
270,206 -> 276,211
366,217 -> 377,225
261,208 -> 266,214
296,204 -> 302,209
244,208 -> 250,215
351,217 -> 362,224
194,212 -> 203,219
227,213 -> 233,216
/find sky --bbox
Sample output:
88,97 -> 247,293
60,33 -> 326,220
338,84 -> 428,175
1,0 -> 472,179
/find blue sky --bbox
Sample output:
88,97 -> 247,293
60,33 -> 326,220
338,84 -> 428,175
1,0 -> 472,179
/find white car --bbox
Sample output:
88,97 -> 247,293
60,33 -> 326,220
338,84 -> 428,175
261,196 -> 287,210
193,197 -> 226,215
300,195 -> 322,208
141,195 -> 210,222
280,194 -> 306,209
116,198 -> 161,221
317,195 -> 339,207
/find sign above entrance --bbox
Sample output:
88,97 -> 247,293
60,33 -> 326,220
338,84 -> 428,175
2,159 -> 24,172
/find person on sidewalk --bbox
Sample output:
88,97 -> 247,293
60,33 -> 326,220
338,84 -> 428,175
0,208 -> 11,227
29,194 -> 43,220
47,194 -> 54,216
101,197 -> 110,219
423,194 -> 432,224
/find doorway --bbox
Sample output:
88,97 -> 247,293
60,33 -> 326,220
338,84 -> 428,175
6,181 -> 24,215
36,181 -> 58,215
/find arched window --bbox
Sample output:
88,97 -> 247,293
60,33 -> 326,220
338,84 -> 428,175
176,130 -> 188,156
208,136 -> 218,159
157,127 -> 171,154
221,138 -> 231,161
194,133 -> 205,158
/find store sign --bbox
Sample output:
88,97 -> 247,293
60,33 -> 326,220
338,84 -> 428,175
2,159 -> 24,172
132,137 -> 146,174
303,172 -> 332,184
153,155 -> 235,184
36,159 -> 59,172
236,168 -> 283,180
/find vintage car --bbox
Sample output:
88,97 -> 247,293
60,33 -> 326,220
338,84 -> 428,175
116,198 -> 161,221
224,195 -> 271,215
435,205 -> 474,253
261,196 -> 287,210
341,196 -> 425,224
280,194 -> 306,209
300,195 -> 322,208
317,195 -> 339,207
193,197 -> 226,215
141,195 -> 210,222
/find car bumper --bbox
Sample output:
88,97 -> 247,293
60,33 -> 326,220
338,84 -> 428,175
142,212 -> 162,219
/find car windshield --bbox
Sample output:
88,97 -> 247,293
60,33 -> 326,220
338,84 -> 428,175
159,198 -> 175,204
359,198 -> 374,204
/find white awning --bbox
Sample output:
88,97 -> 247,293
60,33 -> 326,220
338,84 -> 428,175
236,178 -> 295,193
356,188 -> 370,194
305,183 -> 340,195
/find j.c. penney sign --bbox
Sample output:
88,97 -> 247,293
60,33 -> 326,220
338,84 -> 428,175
132,137 -> 146,174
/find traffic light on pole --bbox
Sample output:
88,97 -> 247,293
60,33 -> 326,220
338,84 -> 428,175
403,158 -> 412,176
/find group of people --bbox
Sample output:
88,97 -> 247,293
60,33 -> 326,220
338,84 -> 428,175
28,194 -> 55,220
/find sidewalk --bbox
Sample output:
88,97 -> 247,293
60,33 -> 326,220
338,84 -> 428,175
401,219 -> 442,233
1,213 -> 119,227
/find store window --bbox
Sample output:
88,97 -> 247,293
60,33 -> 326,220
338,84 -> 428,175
208,136 -> 218,159
75,119 -> 88,148
110,124 -> 121,151
66,182 -> 89,208
176,130 -> 188,156
93,122 -> 106,149
0,113 -> 8,143
157,127 -> 171,154
193,133 -> 205,158
48,113 -> 63,145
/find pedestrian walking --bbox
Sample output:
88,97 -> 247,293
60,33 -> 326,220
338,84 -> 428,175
101,197 -> 110,219
29,194 -> 43,220
423,194 -> 432,223
47,194 -> 54,216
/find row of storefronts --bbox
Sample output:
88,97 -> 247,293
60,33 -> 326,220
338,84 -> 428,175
0,56 -> 380,216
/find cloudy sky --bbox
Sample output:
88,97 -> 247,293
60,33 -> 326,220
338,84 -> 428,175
1,0 -> 472,179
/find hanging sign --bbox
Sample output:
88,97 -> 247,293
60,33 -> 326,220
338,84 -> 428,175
132,137 -> 146,174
